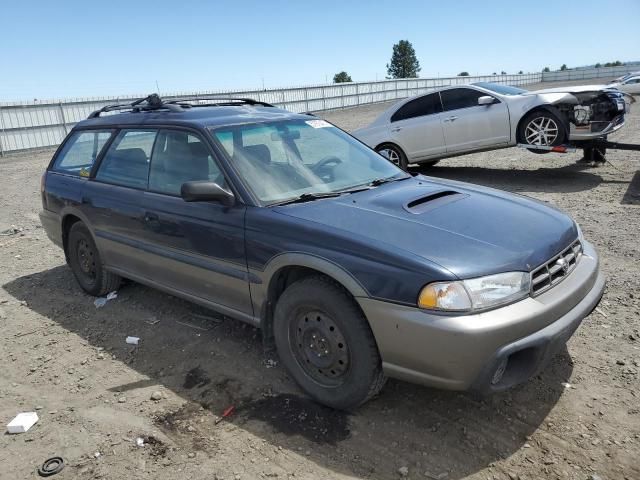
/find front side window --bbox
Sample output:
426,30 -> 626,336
391,93 -> 443,122
51,130 -> 113,177
440,88 -> 488,111
149,130 -> 227,196
211,119 -> 406,204
95,130 -> 157,189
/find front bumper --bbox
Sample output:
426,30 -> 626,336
358,240 -> 604,392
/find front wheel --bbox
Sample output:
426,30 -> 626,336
273,276 -> 386,410
375,143 -> 408,171
518,109 -> 567,154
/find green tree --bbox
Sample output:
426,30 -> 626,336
518,70 -> 523,74
542,66 -> 550,73
333,71 -> 352,83
501,70 -> 507,75
386,40 -> 421,79
560,64 -> 568,71
595,63 -> 602,68
457,71 -> 470,76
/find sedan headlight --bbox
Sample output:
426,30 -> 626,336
418,272 -> 531,312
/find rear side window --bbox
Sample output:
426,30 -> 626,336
440,88 -> 487,111
52,130 -> 113,177
95,130 -> 157,189
391,93 -> 443,122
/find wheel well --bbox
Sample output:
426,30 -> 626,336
516,105 -> 568,143
61,214 -> 82,259
261,266 -> 356,348
375,141 -> 399,152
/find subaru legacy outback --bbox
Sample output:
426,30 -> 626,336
40,95 -> 605,409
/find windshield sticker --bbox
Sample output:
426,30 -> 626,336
79,167 -> 90,177
305,119 -> 333,129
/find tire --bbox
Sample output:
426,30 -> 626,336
273,275 -> 386,410
67,222 -> 121,296
375,143 -> 408,171
517,109 -> 567,154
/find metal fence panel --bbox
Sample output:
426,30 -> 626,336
0,65 -> 633,155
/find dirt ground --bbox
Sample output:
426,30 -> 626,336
1,81 -> 639,480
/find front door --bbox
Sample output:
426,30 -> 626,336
439,87 -> 510,153
141,129 -> 252,318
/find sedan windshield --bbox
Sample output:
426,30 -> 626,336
473,82 -> 528,95
210,119 -> 407,204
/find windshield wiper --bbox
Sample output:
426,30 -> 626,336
368,175 -> 411,187
270,192 -> 344,206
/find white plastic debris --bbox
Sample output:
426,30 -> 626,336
94,452 -> 101,458
136,437 -> 145,447
126,336 -> 140,345
94,291 -> 118,308
6,412 -> 39,434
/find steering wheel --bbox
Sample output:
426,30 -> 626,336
311,156 -> 343,182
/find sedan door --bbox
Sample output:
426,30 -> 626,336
620,77 -> 640,94
141,129 -> 252,319
439,88 -> 510,153
388,93 -> 446,161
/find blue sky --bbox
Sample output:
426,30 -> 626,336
2,0 -> 639,101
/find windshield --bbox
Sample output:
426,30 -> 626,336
473,82 -> 528,95
210,118 -> 407,204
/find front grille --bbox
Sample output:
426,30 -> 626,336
530,239 -> 582,296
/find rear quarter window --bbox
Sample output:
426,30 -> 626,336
95,130 -> 157,189
51,130 -> 113,177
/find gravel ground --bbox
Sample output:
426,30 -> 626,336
0,80 -> 639,480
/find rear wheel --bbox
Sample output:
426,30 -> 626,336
518,109 -> 567,154
375,143 -> 408,171
273,276 -> 386,410
67,222 -> 121,296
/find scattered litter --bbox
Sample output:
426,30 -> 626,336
398,466 -> 409,477
215,405 -> 236,424
94,291 -> 118,308
93,452 -> 101,459
7,412 -> 39,433
126,336 -> 140,345
0,225 -> 22,236
561,382 -> 573,389
37,456 -> 65,477
595,307 -> 608,318
136,437 -> 145,447
145,317 -> 160,326
264,359 -> 278,368
175,319 -> 210,331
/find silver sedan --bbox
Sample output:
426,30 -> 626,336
353,82 -> 629,169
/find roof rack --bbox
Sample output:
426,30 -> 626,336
88,94 -> 273,119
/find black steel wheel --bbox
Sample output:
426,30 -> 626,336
274,275 -> 386,410
67,222 -> 121,296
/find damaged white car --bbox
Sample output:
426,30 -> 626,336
353,82 -> 631,169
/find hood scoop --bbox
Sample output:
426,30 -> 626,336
404,190 -> 467,214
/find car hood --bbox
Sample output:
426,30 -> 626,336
273,177 -> 578,279
526,84 -> 609,94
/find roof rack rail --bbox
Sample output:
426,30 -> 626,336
164,97 -> 274,108
88,94 -> 274,119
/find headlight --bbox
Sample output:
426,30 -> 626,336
418,272 -> 531,312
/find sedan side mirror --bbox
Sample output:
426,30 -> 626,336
478,96 -> 496,106
181,181 -> 235,206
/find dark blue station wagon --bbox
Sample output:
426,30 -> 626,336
40,95 -> 605,409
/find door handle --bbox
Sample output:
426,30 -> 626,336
445,116 -> 458,122
144,212 -> 159,223
391,127 -> 402,132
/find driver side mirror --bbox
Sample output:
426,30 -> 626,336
478,96 -> 496,106
181,181 -> 235,206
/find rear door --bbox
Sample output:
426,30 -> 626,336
621,77 -> 640,94
388,93 -> 446,161
439,87 -> 510,153
88,129 -> 157,275
141,129 -> 252,318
